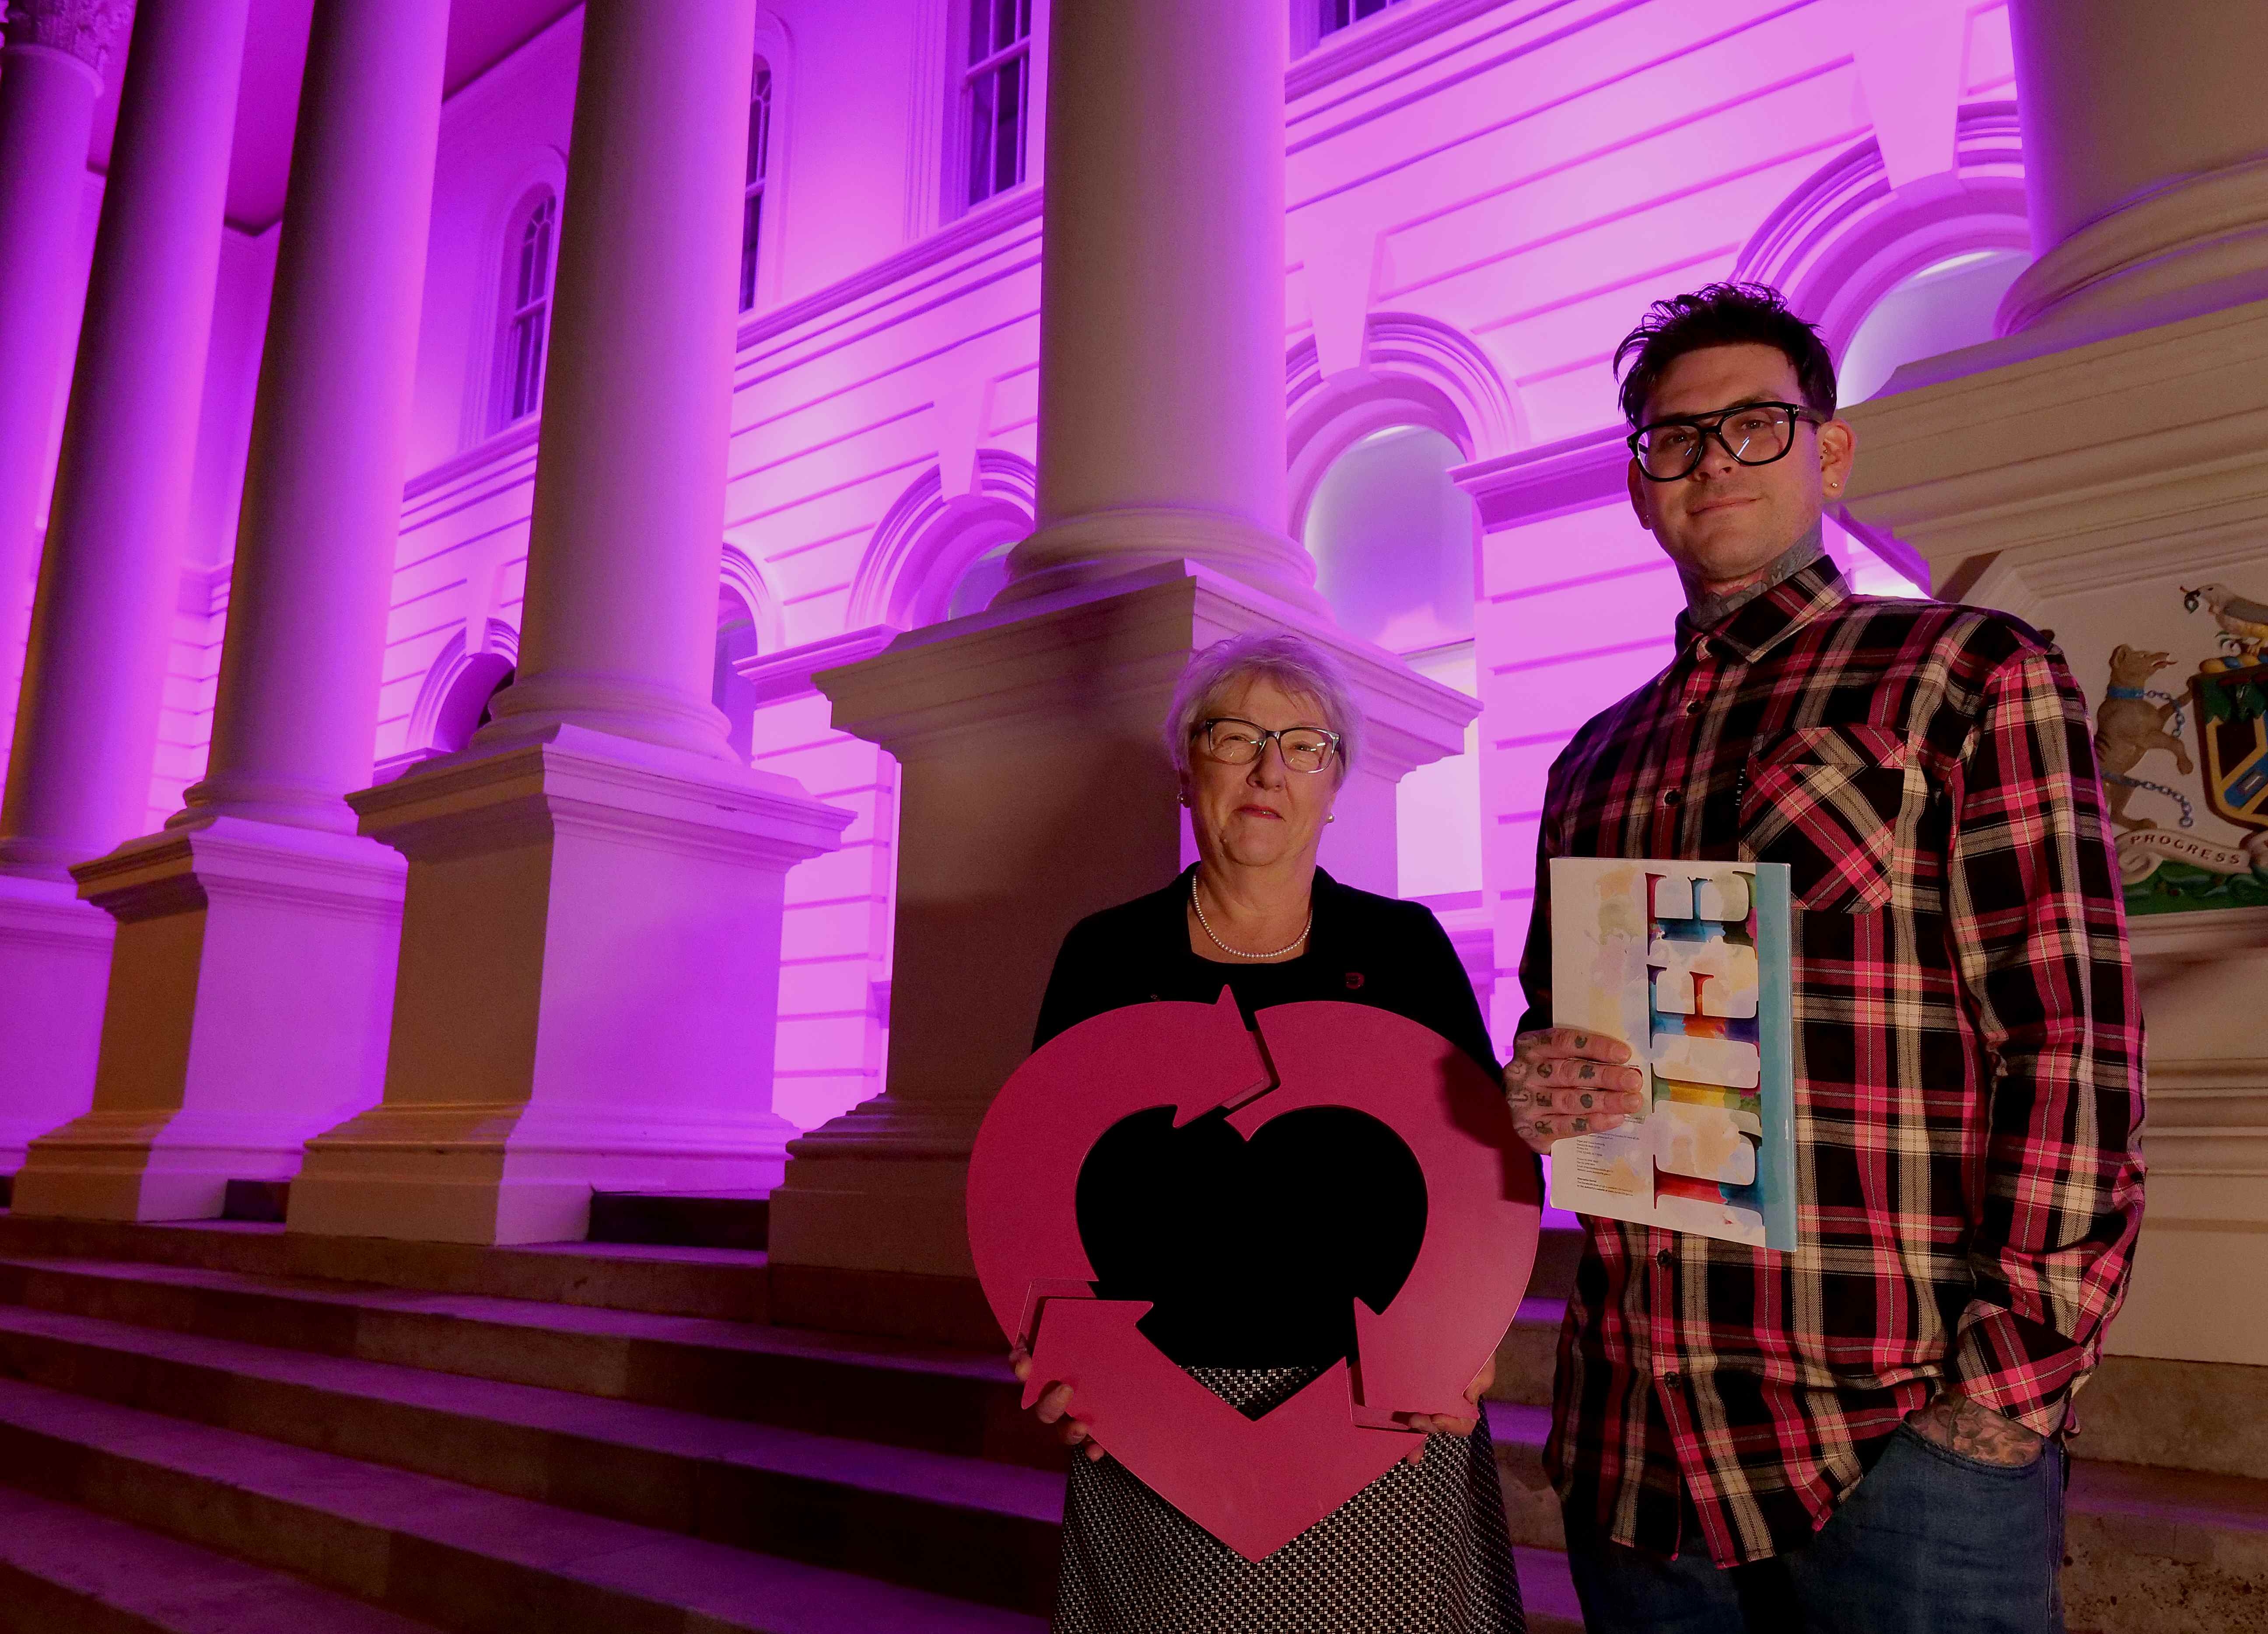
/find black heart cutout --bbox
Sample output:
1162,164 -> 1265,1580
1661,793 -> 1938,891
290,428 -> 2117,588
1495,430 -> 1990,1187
1073,1104 -> 1428,1379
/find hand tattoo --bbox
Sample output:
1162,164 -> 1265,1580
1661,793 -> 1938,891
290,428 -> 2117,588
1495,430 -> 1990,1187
1908,1393 -> 2046,1467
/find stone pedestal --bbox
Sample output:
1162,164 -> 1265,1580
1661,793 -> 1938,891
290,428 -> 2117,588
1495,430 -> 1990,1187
2118,911 -> 2268,1368
286,726 -> 849,1246
1841,303 -> 2268,1369
764,564 -> 1475,1337
8,819 -> 402,1221
0,875 -> 111,1173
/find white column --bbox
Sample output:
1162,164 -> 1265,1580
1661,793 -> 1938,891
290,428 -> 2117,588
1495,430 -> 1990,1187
2,0 -> 245,873
2000,0 -> 2268,340
0,1 -> 123,1178
998,0 -> 1320,611
11,0 -> 445,1223
762,0 -> 1473,1341
0,1 -> 122,637
289,0 -> 850,1248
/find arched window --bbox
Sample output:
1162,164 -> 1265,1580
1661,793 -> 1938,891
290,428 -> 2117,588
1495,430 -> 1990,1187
432,655 -> 515,755
944,541 -> 1015,619
739,63 -> 774,314
493,189 -> 557,432
1302,424 -> 1482,900
1836,248 -> 2029,405
960,0 -> 1032,211
713,588 -> 763,761
1305,425 -> 1475,654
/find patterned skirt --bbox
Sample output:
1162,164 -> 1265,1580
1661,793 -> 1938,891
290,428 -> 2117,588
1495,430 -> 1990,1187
1051,1365 -> 1526,1634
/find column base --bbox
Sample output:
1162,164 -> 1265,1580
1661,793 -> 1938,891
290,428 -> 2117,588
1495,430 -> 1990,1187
767,1106 -> 994,1280
0,874 -> 114,1172
283,1099 -> 799,1246
766,561 -> 1477,1294
7,817 -> 404,1223
289,723 -> 850,1246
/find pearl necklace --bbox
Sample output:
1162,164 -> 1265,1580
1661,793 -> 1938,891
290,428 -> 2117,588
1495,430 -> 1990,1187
1190,875 -> 1312,960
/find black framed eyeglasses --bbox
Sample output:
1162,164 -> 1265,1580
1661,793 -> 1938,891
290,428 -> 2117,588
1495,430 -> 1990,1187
1628,400 -> 1827,483
1194,717 -> 1341,774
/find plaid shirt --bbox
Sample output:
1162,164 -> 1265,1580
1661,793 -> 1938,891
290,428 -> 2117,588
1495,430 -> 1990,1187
1520,556 -> 2146,1566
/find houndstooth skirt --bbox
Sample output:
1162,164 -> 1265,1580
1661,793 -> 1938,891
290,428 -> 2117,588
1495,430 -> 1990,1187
1050,1365 -> 1526,1634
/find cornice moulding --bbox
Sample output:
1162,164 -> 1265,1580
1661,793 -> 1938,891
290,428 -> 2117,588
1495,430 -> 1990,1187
348,724 -> 852,867
737,624 -> 903,707
1452,425 -> 1628,529
403,417 -> 543,506
69,817 -> 405,926
816,563 -> 1477,765
736,186 -> 1043,363
1286,0 -> 1518,102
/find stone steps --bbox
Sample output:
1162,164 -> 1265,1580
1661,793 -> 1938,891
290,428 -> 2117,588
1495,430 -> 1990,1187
0,1217 -> 2258,1632
0,1235 -> 1596,1630
0,1253 -> 1060,1467
0,1212 -> 770,1323
0,1483 -> 441,1634
0,1299 -> 1065,1613
0,1374 -> 1048,1634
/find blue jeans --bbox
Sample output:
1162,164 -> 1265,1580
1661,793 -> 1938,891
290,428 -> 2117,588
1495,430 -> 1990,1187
1565,1426 -> 2066,1634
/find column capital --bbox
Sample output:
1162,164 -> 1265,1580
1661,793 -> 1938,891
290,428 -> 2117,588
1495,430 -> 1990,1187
3,0 -> 131,79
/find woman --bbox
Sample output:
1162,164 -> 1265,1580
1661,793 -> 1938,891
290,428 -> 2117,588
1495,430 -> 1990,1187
1015,630 -> 1526,1633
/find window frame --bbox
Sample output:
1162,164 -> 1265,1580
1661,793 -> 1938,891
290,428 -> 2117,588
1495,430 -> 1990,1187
738,61 -> 775,315
954,0 -> 1035,217
490,186 -> 559,435
1297,0 -> 1409,55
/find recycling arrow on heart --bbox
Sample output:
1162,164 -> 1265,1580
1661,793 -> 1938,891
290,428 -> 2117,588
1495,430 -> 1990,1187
966,989 -> 1540,1561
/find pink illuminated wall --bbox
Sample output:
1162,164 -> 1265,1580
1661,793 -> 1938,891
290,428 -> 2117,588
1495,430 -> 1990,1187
4,0 -> 2030,1130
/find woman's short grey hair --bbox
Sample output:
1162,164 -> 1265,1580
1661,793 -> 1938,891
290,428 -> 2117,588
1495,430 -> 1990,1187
1164,630 -> 1363,782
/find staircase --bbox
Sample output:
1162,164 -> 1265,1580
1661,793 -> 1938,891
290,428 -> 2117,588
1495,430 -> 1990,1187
0,1207 -> 2259,1633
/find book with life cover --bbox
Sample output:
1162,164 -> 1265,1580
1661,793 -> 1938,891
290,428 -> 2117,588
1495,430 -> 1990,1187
1547,858 -> 1797,1251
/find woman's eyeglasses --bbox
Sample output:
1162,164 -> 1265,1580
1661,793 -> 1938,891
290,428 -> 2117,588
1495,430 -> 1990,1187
1195,717 -> 1340,774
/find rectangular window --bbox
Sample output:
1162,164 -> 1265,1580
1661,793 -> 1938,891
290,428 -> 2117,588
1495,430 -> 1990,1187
739,66 -> 773,314
1320,0 -> 1404,39
962,0 -> 1032,211
498,195 -> 555,428
506,309 -> 546,423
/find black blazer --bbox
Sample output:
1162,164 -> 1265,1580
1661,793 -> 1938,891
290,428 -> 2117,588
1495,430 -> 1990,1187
1028,865 -> 1500,1368
1033,864 -> 1498,1075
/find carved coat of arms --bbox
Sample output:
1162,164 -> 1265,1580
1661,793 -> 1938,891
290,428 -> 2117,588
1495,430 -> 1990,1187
2096,585 -> 2268,913
2191,657 -> 2268,832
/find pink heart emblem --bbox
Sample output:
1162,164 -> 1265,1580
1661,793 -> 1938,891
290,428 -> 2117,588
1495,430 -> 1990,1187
967,990 -> 1540,1561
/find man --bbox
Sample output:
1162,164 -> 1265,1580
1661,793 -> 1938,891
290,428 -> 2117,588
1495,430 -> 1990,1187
1503,282 -> 2145,1632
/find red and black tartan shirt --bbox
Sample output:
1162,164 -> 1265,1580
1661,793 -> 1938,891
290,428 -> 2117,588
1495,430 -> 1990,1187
1519,556 -> 2146,1566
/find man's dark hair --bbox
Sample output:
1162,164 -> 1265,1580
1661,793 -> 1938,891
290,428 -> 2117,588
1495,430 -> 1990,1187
1614,282 -> 1836,427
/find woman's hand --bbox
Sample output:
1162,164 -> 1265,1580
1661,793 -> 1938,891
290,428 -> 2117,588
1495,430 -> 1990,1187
1393,1352 -> 1497,1465
1010,1342 -> 1106,1462
1504,1027 -> 1646,1155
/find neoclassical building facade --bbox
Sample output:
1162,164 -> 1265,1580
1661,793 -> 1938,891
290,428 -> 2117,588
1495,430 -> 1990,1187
0,0 -> 2263,1387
